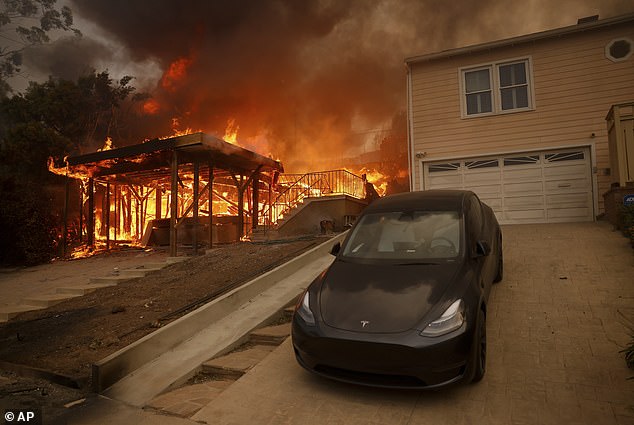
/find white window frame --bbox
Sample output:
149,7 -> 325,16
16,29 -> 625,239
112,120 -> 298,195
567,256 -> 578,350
459,56 -> 535,118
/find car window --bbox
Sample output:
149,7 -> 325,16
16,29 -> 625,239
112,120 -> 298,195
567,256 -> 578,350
342,211 -> 461,261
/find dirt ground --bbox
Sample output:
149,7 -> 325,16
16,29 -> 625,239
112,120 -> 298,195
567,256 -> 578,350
0,236 -> 326,418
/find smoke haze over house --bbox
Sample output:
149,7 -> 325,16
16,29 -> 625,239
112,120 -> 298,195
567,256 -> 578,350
15,0 -> 634,171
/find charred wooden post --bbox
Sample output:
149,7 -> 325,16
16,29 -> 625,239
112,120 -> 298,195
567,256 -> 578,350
170,151 -> 179,257
113,185 -> 118,242
252,171 -> 259,230
193,160 -> 200,255
237,175 -> 244,239
155,186 -> 162,220
105,182 -> 110,250
208,163 -> 214,248
78,180 -> 83,242
87,178 -> 95,248
63,176 -> 69,257
125,187 -> 132,235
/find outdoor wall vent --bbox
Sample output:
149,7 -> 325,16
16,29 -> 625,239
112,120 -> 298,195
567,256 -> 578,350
605,38 -> 633,62
577,15 -> 599,25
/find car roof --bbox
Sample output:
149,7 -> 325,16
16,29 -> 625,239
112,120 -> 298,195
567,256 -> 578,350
364,190 -> 473,213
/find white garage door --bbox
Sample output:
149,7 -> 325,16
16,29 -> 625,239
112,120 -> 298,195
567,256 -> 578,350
423,148 -> 594,224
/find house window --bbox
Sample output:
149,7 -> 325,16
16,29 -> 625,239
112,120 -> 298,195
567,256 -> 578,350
464,68 -> 492,115
461,58 -> 533,117
499,62 -> 528,110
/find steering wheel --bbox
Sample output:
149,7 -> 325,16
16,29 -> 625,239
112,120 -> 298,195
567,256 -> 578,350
429,236 -> 457,255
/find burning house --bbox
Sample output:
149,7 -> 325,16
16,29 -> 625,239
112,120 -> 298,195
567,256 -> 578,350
50,132 -> 373,258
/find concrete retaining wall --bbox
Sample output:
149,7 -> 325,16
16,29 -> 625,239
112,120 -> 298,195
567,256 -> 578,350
92,232 -> 347,392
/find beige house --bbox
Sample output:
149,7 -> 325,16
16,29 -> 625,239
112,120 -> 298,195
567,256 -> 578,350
405,14 -> 634,224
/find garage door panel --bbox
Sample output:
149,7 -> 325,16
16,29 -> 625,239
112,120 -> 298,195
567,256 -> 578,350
544,179 -> 590,193
479,198 -> 502,209
546,193 -> 591,207
428,174 -> 462,187
504,181 -> 543,195
543,163 -> 588,178
503,168 -> 543,182
470,185 -> 502,195
424,147 -> 593,224
503,195 -> 544,209
547,207 -> 591,219
504,209 -> 546,221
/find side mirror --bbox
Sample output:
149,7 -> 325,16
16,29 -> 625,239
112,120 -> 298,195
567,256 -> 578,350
330,242 -> 341,256
475,240 -> 491,257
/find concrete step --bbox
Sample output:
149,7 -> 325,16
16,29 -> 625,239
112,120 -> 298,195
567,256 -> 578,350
166,257 -> 188,264
146,379 -> 233,418
90,276 -> 138,285
56,283 -> 117,295
0,304 -> 47,322
249,323 -> 291,346
141,262 -> 169,269
201,345 -> 275,379
21,293 -> 81,308
118,267 -> 163,278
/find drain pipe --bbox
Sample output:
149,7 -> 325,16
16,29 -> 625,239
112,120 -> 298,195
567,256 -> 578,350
406,63 -> 416,192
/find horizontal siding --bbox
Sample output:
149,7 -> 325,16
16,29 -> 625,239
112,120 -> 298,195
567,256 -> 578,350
409,20 -> 634,207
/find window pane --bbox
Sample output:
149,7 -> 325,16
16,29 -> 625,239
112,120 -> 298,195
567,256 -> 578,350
465,159 -> 499,169
499,62 -> 527,87
503,155 -> 539,166
465,69 -> 490,92
545,152 -> 584,162
428,163 -> 460,173
467,92 -> 492,114
501,86 -> 528,110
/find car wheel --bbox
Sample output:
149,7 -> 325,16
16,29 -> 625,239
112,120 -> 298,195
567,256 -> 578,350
471,309 -> 486,383
493,237 -> 503,283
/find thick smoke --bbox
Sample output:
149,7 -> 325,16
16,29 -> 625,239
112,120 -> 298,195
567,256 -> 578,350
56,0 -> 634,171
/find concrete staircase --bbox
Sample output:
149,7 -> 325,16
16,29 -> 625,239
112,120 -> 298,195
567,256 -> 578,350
0,257 -> 187,323
147,318 -> 294,419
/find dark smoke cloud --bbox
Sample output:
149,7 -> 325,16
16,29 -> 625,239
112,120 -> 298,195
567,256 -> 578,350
23,35 -> 111,82
63,0 -> 633,171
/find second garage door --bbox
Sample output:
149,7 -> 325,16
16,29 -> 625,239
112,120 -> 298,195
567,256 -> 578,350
423,148 -> 594,224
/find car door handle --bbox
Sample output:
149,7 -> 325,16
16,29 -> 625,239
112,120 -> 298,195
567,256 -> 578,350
558,183 -> 571,188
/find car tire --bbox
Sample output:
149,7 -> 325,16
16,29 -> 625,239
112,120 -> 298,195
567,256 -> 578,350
471,309 -> 486,383
493,237 -> 503,283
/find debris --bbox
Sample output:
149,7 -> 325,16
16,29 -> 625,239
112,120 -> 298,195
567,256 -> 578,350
111,305 -> 126,314
64,398 -> 86,408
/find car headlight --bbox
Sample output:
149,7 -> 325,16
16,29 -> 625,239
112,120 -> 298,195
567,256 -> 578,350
420,299 -> 464,337
295,290 -> 315,326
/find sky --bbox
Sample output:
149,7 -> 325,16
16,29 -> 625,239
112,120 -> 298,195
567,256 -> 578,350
8,0 -> 634,171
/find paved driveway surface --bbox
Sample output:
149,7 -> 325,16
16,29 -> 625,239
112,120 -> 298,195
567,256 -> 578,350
193,222 -> 634,425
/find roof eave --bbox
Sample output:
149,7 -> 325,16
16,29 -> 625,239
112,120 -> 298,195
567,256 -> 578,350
405,12 -> 634,65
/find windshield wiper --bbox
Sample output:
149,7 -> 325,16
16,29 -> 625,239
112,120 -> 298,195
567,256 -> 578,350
396,261 -> 440,266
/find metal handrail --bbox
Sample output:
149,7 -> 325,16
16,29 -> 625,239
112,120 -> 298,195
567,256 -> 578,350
261,169 -> 366,232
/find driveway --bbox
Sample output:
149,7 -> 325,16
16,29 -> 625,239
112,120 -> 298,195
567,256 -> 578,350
191,222 -> 634,425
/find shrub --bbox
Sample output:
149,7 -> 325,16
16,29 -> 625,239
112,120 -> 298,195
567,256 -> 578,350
0,177 -> 60,266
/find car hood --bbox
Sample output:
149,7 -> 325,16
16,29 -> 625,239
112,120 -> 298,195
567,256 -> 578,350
319,259 -> 461,333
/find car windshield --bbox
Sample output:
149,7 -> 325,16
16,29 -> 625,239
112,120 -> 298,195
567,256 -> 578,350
341,211 -> 461,261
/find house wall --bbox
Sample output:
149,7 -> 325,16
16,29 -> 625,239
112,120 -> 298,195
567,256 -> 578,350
408,20 -> 634,212
277,196 -> 368,237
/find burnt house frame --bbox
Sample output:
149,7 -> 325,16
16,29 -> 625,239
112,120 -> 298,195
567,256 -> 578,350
62,132 -> 283,257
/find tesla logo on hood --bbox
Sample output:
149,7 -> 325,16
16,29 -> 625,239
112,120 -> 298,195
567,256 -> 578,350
360,320 -> 370,328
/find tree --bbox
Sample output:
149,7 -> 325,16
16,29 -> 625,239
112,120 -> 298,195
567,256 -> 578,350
0,0 -> 80,97
0,70 -> 142,265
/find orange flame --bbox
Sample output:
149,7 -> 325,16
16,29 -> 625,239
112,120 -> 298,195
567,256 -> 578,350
161,56 -> 194,92
143,99 -> 160,115
98,137 -> 114,152
223,119 -> 239,145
